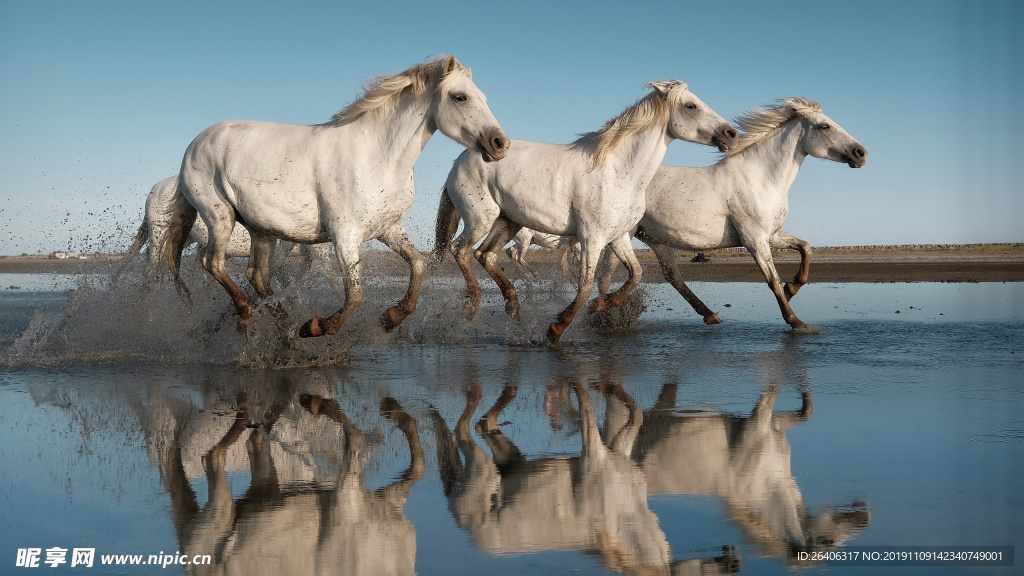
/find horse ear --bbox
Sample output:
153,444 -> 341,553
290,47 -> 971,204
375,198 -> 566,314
647,80 -> 684,96
443,55 -> 461,76
648,81 -> 671,96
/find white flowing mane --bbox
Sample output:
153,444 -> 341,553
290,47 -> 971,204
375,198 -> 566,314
330,56 -> 468,124
727,97 -> 822,156
573,81 -> 687,168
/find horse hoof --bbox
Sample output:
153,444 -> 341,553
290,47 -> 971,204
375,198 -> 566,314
462,301 -> 480,321
505,301 -> 520,320
380,306 -> 406,333
380,396 -> 401,417
704,313 -> 722,325
791,323 -> 822,335
236,315 -> 251,334
299,316 -> 325,338
547,323 -> 565,345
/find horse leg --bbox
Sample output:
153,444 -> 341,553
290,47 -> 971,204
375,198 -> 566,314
453,224 -> 491,321
556,243 -> 573,283
245,232 -> 292,327
245,232 -> 277,300
588,233 -> 642,313
512,246 -> 540,280
298,236 -> 362,338
547,242 -> 600,344
595,245 -> 617,295
380,397 -> 426,496
510,232 -> 541,279
377,223 -> 425,332
647,240 -> 721,324
771,229 -> 812,301
747,239 -> 807,330
598,380 -> 642,456
570,381 -> 605,459
300,394 -> 364,455
202,217 -> 254,332
478,385 -> 518,433
475,216 -> 523,320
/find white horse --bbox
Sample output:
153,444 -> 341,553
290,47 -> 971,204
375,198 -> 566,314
434,81 -> 736,344
504,228 -> 577,279
161,55 -> 509,334
598,98 -> 867,330
117,176 -> 332,288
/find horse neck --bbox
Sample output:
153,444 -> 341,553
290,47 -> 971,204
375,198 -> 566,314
356,93 -> 435,175
727,122 -> 808,198
605,125 -> 671,185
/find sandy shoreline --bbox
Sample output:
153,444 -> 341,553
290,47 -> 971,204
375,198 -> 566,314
2,244 -> 1022,283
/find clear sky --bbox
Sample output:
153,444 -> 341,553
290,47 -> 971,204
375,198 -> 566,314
1,0 -> 1021,255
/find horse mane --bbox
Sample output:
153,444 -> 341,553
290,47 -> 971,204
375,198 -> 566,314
727,97 -> 822,156
573,81 -> 687,168
329,56 -> 467,124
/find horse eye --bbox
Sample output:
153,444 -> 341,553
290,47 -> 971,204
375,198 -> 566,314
452,94 -> 468,103
685,103 -> 697,110
819,123 -> 830,130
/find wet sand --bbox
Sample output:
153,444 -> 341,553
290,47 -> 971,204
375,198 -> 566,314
3,244 -> 1022,283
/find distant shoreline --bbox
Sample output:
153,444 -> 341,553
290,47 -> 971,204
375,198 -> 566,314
1,243 -> 1022,283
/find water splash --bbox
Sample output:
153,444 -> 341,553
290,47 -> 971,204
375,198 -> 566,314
2,257 -> 654,367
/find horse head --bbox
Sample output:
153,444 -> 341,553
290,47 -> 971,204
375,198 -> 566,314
651,80 -> 738,152
431,55 -> 510,162
785,98 -> 868,168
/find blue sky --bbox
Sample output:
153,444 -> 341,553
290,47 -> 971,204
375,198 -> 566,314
1,0 -> 1021,255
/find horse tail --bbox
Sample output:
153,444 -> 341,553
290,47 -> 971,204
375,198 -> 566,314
159,180 -> 197,300
433,185 -> 460,263
111,218 -> 150,283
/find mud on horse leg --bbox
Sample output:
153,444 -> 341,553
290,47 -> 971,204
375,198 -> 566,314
773,230 -> 812,301
475,216 -> 524,320
378,224 -> 425,333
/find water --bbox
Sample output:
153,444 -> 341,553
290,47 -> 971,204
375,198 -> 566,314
1,275 -> 1022,575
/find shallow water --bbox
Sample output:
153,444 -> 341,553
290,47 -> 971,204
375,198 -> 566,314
1,276 -> 1022,575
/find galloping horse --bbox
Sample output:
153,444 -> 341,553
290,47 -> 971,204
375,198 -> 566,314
435,81 -> 736,344
598,98 -> 867,330
161,56 -> 509,334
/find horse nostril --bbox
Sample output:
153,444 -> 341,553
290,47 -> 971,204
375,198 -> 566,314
854,147 -> 865,158
492,137 -> 505,150
725,128 -> 737,139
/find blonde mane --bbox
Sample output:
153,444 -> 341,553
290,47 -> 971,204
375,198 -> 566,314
727,97 -> 822,156
573,81 -> 687,168
330,56 -> 467,124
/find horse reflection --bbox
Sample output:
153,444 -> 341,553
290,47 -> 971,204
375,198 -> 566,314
431,374 -> 741,575
633,383 -> 869,560
134,379 -> 423,576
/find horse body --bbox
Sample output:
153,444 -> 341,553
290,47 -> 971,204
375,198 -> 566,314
436,81 -> 736,343
601,98 -> 867,328
165,56 -> 508,334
